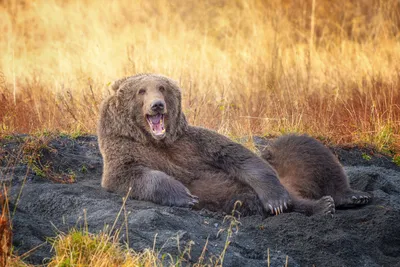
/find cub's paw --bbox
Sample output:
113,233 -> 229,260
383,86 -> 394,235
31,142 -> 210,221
314,196 -> 335,215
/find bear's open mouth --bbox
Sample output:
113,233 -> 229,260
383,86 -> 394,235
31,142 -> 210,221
146,114 -> 165,137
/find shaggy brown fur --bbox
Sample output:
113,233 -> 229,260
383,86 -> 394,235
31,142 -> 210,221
98,74 -> 293,216
261,134 -> 372,215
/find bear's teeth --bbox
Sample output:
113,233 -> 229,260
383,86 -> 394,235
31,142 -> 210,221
147,114 -> 165,136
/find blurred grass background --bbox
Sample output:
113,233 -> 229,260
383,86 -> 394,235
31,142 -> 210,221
0,0 -> 399,151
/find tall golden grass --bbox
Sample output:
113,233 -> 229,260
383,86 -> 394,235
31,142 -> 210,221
0,0 -> 399,151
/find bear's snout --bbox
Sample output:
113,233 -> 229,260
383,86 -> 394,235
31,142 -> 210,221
151,100 -> 166,113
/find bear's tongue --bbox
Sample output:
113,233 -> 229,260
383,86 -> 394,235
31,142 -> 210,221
147,114 -> 165,136
149,114 -> 161,124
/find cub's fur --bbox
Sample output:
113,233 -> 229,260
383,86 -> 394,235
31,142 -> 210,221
262,134 -> 372,215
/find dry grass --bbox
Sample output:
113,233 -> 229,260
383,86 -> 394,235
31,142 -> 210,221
46,201 -> 243,267
0,187 -> 12,267
47,229 -> 162,267
26,198 -> 242,267
0,0 -> 399,151
0,186 -> 33,267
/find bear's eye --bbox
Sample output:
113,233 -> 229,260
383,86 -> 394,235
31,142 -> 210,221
138,88 -> 146,95
159,85 -> 165,92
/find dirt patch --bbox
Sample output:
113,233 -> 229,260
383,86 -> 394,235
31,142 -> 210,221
1,135 -> 400,266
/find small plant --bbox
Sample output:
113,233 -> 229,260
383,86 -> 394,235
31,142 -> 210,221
81,165 -> 88,173
3,135 -> 14,140
213,201 -> 242,266
30,164 -> 48,178
58,132 -> 69,138
23,136 -> 54,178
22,136 -> 75,184
70,128 -> 84,139
58,129 -> 86,140
362,153 -> 372,161
393,154 -> 400,167
37,129 -> 52,137
67,169 -> 77,182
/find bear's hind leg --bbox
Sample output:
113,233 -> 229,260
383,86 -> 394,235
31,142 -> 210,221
333,189 -> 372,208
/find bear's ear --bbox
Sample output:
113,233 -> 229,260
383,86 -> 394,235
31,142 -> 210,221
110,77 -> 129,93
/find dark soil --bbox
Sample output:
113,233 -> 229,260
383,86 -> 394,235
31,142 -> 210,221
1,135 -> 400,267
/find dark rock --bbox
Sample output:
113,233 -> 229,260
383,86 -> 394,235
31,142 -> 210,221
1,135 -> 400,266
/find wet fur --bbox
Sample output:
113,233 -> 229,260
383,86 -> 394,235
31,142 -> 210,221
261,134 -> 372,215
98,74 -> 290,216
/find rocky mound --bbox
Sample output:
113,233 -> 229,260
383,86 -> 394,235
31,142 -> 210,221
1,135 -> 400,266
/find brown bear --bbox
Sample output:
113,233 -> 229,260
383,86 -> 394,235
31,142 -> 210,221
97,73 -> 334,216
261,134 -> 372,215
97,73 -> 298,216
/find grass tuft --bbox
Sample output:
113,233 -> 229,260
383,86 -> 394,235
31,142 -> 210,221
47,229 -> 159,267
46,201 -> 245,267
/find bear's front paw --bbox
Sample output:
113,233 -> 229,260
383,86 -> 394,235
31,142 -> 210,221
157,179 -> 199,208
170,191 -> 199,208
259,189 -> 291,215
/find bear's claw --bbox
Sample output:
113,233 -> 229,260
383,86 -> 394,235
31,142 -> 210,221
351,195 -> 371,205
187,194 -> 199,207
268,200 -> 290,215
336,190 -> 372,207
316,196 -> 335,215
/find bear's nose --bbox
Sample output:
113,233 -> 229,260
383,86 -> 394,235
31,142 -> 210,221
151,100 -> 165,112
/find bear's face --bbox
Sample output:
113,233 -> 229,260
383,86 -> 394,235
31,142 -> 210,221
114,75 -> 183,141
